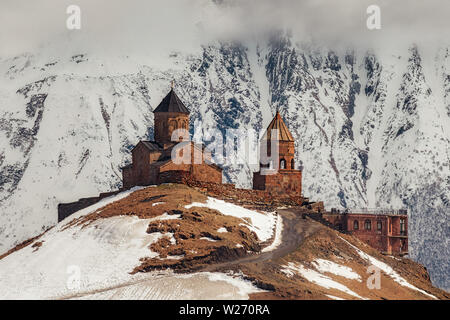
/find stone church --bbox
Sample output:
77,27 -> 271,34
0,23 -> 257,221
121,88 -> 223,188
122,86 -> 303,197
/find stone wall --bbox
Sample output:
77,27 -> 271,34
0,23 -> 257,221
57,190 -> 121,222
184,179 -> 306,208
158,170 -> 191,184
253,169 -> 302,196
123,143 -> 154,188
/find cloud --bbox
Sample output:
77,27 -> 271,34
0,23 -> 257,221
0,0 -> 448,58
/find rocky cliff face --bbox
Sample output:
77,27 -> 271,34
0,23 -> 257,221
0,35 -> 448,290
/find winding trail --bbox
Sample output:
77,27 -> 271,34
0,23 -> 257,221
56,207 -> 319,300
202,207 -> 320,272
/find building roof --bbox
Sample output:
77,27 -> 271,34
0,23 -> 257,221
153,89 -> 190,114
262,111 -> 294,142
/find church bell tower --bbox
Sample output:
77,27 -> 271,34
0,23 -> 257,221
153,85 -> 190,145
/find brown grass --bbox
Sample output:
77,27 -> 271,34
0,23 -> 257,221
242,225 -> 449,300
59,184 -> 264,273
0,227 -> 53,260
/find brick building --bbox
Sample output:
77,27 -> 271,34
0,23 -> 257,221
322,209 -> 408,255
122,88 -> 223,188
253,111 -> 302,196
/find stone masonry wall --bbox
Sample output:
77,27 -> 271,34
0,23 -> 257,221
57,190 -> 121,222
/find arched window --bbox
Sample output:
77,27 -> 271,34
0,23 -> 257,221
280,158 -> 286,169
364,220 -> 372,230
353,220 -> 359,230
377,221 -> 382,231
291,159 -> 295,170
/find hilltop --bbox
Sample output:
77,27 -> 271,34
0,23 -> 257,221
0,184 -> 447,300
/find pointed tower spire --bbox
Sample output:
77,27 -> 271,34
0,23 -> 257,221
263,110 -> 294,142
153,87 -> 190,144
153,88 -> 189,114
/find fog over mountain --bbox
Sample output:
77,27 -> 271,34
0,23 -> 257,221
0,0 -> 449,290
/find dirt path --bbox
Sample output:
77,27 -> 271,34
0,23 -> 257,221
201,207 -> 320,272
57,207 -> 319,300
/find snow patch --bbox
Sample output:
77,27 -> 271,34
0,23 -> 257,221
326,294 -> 346,300
152,202 -> 165,206
339,236 -> 438,299
204,272 -> 267,298
312,259 -> 362,282
200,237 -> 218,242
281,262 -> 366,300
162,255 -> 184,260
262,214 -> 283,253
148,212 -> 181,222
185,197 -> 276,242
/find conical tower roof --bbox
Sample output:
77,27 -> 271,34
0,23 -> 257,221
153,88 -> 190,114
262,111 -> 294,142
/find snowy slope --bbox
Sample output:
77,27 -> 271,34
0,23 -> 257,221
0,36 -> 448,290
0,188 -> 267,299
1,185 -> 442,300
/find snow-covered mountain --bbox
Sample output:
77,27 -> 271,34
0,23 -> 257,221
0,35 -> 448,290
